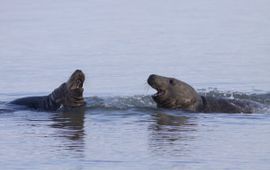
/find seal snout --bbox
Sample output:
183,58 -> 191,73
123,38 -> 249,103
74,69 -> 85,85
67,69 -> 85,91
147,74 -> 158,86
147,74 -> 167,99
74,69 -> 82,73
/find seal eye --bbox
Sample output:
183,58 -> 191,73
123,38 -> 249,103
169,79 -> 175,86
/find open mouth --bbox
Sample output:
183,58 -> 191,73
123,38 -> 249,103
69,77 -> 84,90
153,88 -> 166,97
76,78 -> 83,88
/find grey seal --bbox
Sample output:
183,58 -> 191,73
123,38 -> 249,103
147,74 -> 261,113
11,69 -> 85,111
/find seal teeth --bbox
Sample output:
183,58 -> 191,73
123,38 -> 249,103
76,79 -> 83,88
154,89 -> 165,97
77,80 -> 81,88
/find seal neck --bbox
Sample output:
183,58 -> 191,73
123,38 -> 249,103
197,96 -> 207,112
48,83 -> 67,108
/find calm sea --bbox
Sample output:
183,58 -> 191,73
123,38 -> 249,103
0,0 -> 270,169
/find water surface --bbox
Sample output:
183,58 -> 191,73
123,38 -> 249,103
0,0 -> 270,169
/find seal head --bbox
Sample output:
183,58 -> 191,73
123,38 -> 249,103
63,69 -> 86,107
147,74 -> 203,111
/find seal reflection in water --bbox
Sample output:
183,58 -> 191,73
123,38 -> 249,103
51,107 -> 85,141
11,70 -> 85,111
147,74 -> 261,113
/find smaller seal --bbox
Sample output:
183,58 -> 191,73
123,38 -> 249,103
147,74 -> 260,113
11,69 -> 85,111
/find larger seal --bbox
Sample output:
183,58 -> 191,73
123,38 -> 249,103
147,74 -> 261,113
11,69 -> 85,111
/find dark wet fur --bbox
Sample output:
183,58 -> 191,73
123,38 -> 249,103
201,96 -> 262,113
148,74 -> 264,113
11,70 -> 85,111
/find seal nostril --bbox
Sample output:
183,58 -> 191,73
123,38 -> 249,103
149,74 -> 157,79
148,75 -> 155,85
148,74 -> 157,81
74,69 -> 83,74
